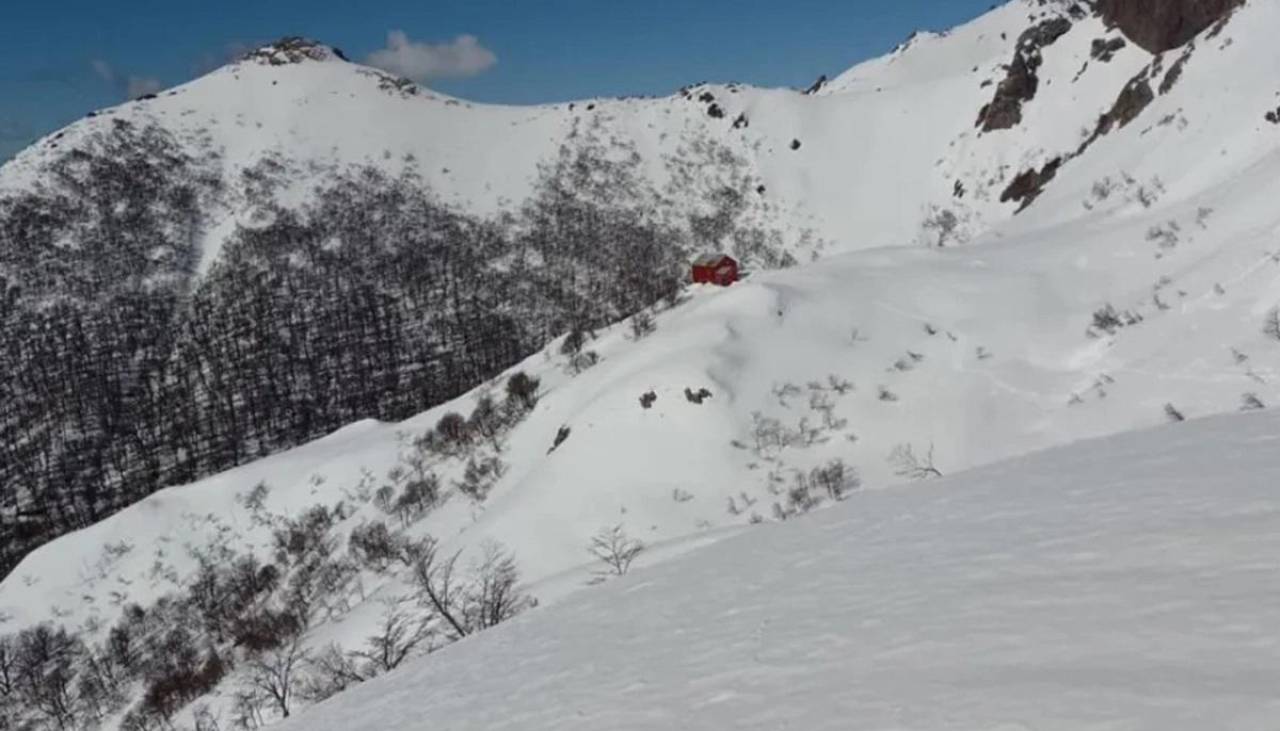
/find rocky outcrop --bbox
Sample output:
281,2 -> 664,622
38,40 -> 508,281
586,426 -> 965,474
1097,74 -> 1156,136
1090,36 -> 1127,61
1000,156 -> 1063,210
242,37 -> 348,66
977,17 -> 1073,132
1095,0 -> 1244,53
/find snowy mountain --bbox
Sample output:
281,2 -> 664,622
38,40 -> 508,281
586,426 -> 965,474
3,0 -> 1280,727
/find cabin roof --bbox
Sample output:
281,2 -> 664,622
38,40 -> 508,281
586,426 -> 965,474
693,253 -> 734,267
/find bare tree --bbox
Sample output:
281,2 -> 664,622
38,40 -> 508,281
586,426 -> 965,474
13,624 -> 84,730
408,537 -> 534,641
244,633 -> 307,720
462,543 -> 537,631
299,644 -> 366,703
354,597 -> 435,675
0,633 -> 15,699
588,525 -> 645,577
629,311 -> 656,340
889,443 -> 943,480
1264,307 -> 1280,342
407,538 -> 470,641
809,459 -> 860,501
505,372 -> 540,412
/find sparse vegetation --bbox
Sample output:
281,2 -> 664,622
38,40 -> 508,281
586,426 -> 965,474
889,443 -> 943,480
588,525 -> 645,578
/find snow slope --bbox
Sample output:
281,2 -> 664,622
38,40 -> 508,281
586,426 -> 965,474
282,409 -> 1280,731
3,0 -> 1280,726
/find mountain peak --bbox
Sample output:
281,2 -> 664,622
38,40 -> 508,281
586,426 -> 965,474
239,36 -> 350,67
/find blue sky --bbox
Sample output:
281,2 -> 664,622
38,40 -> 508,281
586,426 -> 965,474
0,0 -> 995,162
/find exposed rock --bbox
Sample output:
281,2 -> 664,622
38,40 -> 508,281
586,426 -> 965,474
1095,0 -> 1244,54
1090,36 -> 1128,61
1158,46 -> 1195,95
250,38 -> 346,65
977,17 -> 1073,132
243,37 -> 347,66
1097,74 -> 1156,136
1266,108 -> 1280,125
804,75 -> 828,95
1000,156 -> 1064,210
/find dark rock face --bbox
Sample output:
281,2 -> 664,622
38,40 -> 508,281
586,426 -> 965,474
1267,108 -> 1280,124
977,17 -> 1073,132
243,37 -> 343,65
1000,156 -> 1063,209
1097,75 -> 1156,136
1096,0 -> 1244,53
1091,36 -> 1128,61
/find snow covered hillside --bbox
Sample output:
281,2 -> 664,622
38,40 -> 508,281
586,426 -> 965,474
0,0 -> 1147,257
1,0 -> 1265,572
3,0 -> 1280,727
279,408 -> 1280,730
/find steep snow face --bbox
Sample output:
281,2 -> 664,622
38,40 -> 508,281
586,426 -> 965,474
280,409 -> 1280,730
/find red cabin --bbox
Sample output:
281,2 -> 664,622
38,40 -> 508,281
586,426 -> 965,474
691,254 -> 739,287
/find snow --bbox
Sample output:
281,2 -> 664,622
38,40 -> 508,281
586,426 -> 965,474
3,0 -> 1280,725
281,409 -> 1280,730
0,0 -> 1165,269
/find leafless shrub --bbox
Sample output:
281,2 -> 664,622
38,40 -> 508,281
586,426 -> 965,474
407,537 -> 534,640
352,597 -> 435,675
629,311 -> 656,339
588,525 -> 645,578
455,455 -> 505,501
459,543 -> 536,632
298,644 -> 365,703
889,443 -> 943,480
243,633 -> 307,720
568,350 -> 600,374
827,374 -> 853,394
922,206 -> 960,247
505,372 -> 540,412
347,521 -> 404,572
772,382 -> 803,406
1264,308 -> 1280,342
809,459 -> 860,501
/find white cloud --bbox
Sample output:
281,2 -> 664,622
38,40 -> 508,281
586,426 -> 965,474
366,31 -> 497,82
89,59 -> 164,99
126,76 -> 163,99
90,59 -> 116,84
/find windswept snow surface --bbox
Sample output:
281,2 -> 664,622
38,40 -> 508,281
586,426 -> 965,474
282,410 -> 1280,731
